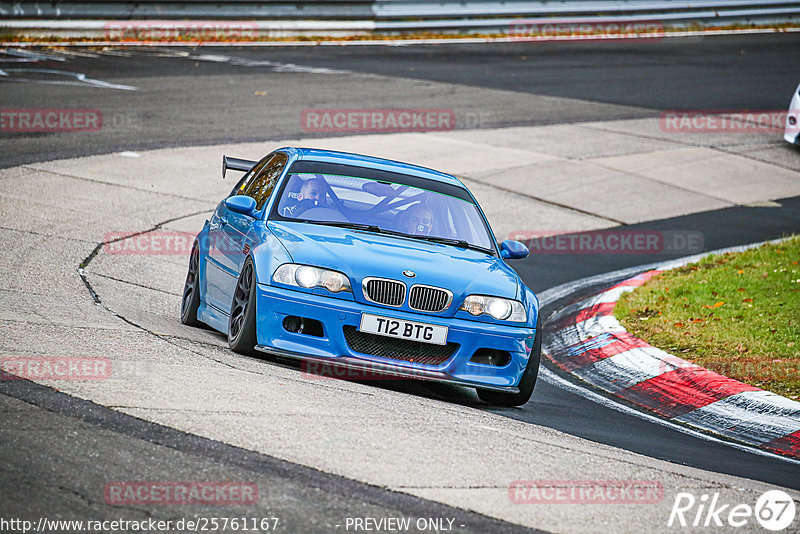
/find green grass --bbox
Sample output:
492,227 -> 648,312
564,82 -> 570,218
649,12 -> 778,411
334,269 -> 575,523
615,236 -> 800,399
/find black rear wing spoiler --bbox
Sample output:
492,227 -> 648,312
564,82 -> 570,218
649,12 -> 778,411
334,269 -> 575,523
222,155 -> 257,179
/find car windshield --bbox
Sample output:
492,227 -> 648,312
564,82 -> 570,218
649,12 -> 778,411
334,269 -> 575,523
272,163 -> 495,252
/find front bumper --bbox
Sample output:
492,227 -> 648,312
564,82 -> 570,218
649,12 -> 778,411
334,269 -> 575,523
254,283 -> 536,390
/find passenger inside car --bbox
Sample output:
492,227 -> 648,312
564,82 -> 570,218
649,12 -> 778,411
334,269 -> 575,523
397,203 -> 434,236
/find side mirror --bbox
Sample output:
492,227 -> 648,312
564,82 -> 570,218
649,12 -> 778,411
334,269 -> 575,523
500,240 -> 529,260
225,195 -> 258,217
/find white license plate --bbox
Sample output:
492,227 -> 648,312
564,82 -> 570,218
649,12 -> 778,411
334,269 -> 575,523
359,314 -> 448,345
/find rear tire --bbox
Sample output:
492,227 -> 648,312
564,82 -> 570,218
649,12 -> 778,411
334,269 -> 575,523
477,317 -> 542,407
180,243 -> 202,326
228,258 -> 258,354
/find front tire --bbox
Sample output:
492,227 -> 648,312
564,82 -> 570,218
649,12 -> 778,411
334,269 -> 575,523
477,317 -> 542,407
228,258 -> 258,354
180,243 -> 202,326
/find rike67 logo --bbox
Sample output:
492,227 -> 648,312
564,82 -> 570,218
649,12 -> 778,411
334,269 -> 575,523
668,490 -> 796,531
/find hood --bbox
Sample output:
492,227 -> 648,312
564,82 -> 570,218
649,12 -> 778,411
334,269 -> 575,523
268,221 -> 521,313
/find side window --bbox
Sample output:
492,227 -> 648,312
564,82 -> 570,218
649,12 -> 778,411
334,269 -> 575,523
232,156 -> 271,197
243,153 -> 288,210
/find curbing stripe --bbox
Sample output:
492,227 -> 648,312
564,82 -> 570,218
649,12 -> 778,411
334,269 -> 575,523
548,271 -> 661,323
612,270 -> 663,287
762,430 -> 800,457
578,347 -> 699,394
549,302 -> 616,331
546,315 -> 626,353
622,367 -> 760,418
675,390 -> 800,444
543,268 -> 800,460
548,332 -> 651,371
549,285 -> 637,322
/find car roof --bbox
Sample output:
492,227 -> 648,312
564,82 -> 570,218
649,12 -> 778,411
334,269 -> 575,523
277,147 -> 465,188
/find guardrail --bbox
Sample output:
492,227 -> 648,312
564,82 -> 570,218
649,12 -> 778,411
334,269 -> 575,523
1,0 -> 799,39
376,1 -> 800,32
0,2 -> 373,20
375,0 -> 800,17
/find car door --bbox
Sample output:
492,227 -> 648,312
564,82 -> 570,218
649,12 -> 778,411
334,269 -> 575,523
205,156 -> 268,312
206,153 -> 287,313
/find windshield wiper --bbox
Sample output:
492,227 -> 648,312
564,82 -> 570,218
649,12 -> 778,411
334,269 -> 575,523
297,220 -> 494,254
301,220 -> 381,232
298,220 -> 402,235
405,235 -> 495,255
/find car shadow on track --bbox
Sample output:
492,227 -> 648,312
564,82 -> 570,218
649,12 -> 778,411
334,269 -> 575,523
247,351 -> 488,407
174,325 -> 489,406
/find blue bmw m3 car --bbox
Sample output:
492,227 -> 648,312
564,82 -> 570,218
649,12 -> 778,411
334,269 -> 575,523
181,147 -> 540,406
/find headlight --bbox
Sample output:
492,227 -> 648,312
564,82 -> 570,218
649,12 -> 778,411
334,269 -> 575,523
460,295 -> 526,322
295,266 -> 319,288
273,264 -> 352,293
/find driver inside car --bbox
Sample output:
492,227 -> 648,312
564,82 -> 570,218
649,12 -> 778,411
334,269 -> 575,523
283,176 -> 327,217
398,203 -> 433,236
297,177 -> 325,203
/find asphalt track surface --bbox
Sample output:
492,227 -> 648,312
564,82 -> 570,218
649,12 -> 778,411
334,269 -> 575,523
1,33 -> 800,531
1,33 -> 798,168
